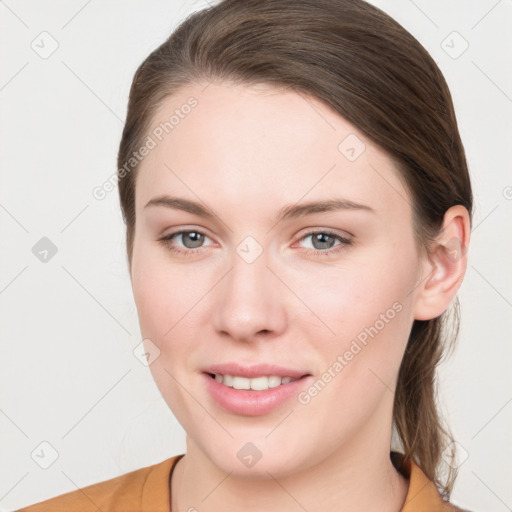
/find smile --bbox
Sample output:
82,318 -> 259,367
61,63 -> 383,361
209,373 -> 299,391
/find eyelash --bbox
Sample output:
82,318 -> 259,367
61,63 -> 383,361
158,229 -> 352,257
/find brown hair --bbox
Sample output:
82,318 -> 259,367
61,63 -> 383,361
117,0 -> 473,499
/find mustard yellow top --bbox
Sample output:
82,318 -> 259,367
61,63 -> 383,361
17,452 -> 470,511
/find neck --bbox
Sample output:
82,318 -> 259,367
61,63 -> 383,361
171,433 -> 409,512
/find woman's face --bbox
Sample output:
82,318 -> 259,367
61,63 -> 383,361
130,80 -> 428,476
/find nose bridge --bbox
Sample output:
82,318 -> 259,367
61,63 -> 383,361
213,238 -> 286,341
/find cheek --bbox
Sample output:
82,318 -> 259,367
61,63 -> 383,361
130,248 -> 216,412
131,250 -> 200,413
290,244 -> 417,387
131,243 -> 202,339
294,271 -> 413,437
290,256 -> 413,341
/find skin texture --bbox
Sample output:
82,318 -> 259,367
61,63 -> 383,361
130,80 -> 470,512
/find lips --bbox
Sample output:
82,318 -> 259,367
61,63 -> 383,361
202,362 -> 310,379
202,371 -> 314,416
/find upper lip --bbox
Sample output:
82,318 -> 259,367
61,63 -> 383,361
203,362 -> 311,379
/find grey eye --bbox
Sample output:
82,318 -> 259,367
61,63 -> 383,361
178,231 -> 205,249
309,233 -> 337,250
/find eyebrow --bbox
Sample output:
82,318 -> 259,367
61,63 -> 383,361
144,195 -> 375,222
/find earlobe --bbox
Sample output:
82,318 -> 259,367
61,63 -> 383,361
413,205 -> 471,321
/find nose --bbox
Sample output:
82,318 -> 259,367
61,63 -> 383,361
212,247 -> 288,343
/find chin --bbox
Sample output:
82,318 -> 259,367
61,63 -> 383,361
197,437 -> 314,480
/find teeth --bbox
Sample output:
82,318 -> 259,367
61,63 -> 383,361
213,374 -> 299,390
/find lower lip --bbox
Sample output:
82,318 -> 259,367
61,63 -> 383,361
203,373 -> 313,416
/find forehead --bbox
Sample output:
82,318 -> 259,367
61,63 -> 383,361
135,80 -> 411,221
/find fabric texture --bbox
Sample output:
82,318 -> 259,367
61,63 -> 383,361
17,452 -> 471,511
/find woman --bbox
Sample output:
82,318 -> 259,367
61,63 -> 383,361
18,0 -> 474,510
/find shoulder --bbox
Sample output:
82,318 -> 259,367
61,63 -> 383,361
16,455 -> 183,512
391,452 -> 475,512
442,504 -> 476,512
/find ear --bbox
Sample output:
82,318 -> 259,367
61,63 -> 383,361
413,205 -> 471,321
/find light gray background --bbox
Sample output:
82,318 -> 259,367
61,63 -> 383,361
1,1 -> 511,511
